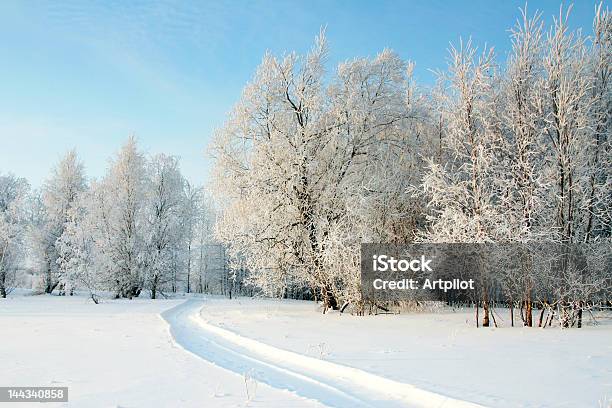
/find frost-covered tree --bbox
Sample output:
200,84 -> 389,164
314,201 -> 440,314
421,40 -> 499,243
420,39 -> 500,326
194,193 -> 217,294
498,7 -> 547,241
535,6 -> 611,326
540,7 -> 594,243
212,32 -> 429,311
421,5 -> 611,327
56,188 -> 103,301
143,154 -> 186,298
31,151 -> 87,294
584,4 -> 611,242
212,32 -> 331,304
55,138 -> 206,300
493,7 -> 549,326
317,54 -> 432,309
82,137 -> 149,298
0,174 -> 29,298
180,181 -> 202,294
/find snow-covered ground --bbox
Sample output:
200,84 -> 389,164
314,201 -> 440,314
1,293 -> 611,408
163,299 -> 480,408
198,297 -> 612,408
0,293 -> 323,408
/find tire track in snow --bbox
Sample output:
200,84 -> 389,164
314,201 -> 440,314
162,299 -> 365,408
162,299 -> 486,408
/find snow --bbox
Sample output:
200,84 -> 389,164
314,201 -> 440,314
2,293 -> 611,408
163,299 -> 481,408
197,297 -> 612,408
0,293 -> 323,408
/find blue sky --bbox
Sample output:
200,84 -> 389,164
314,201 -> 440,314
0,0 -> 603,188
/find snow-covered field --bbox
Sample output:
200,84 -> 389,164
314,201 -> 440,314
0,293 -> 323,408
198,298 -> 612,408
1,293 -> 611,407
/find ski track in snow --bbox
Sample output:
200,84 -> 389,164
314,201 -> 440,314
162,299 -> 485,408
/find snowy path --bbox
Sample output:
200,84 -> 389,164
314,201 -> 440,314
162,299 -> 484,408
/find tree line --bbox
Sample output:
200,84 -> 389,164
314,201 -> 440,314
210,5 -> 611,325
0,139 -> 227,301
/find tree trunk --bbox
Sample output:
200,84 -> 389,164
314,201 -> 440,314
186,263 -> 191,293
186,242 -> 192,293
538,307 -> 545,328
482,292 -> 490,327
0,270 -> 6,298
548,309 -> 555,327
561,301 -> 570,328
151,276 -> 158,299
46,281 -> 59,295
525,298 -> 533,327
322,286 -> 338,312
44,260 -> 58,294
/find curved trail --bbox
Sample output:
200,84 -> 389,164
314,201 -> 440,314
162,299 -> 485,408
